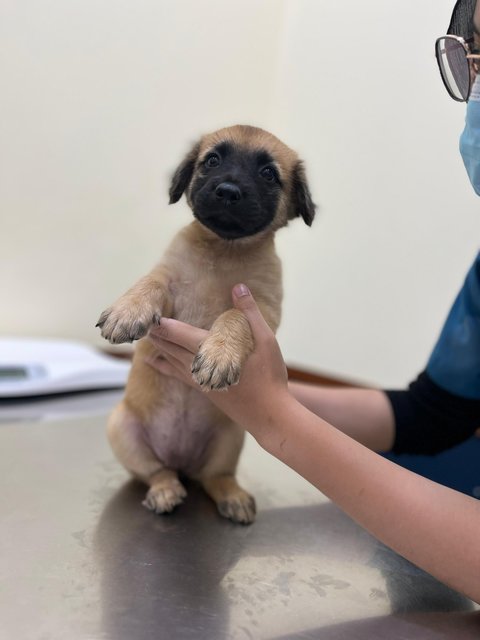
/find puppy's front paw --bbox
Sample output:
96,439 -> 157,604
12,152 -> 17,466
191,335 -> 244,390
96,301 -> 161,344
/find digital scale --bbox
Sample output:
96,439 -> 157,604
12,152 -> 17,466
0,337 -> 131,398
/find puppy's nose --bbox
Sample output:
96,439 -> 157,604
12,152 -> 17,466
215,182 -> 241,203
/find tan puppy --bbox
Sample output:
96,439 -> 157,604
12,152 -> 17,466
97,125 -> 315,524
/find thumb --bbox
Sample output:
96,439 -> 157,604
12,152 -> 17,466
232,284 -> 272,339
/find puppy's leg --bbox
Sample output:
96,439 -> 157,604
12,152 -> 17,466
107,401 -> 187,513
196,423 -> 256,525
192,309 -> 254,390
97,265 -> 173,344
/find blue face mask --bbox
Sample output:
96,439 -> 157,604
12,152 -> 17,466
460,74 -> 480,196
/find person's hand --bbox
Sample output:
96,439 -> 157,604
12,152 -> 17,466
147,284 -> 292,441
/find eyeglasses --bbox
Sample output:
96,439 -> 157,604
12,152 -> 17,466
435,34 -> 480,101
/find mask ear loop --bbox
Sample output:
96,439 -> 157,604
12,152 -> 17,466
466,53 -> 480,68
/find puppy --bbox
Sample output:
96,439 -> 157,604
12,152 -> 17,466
97,125 -> 315,524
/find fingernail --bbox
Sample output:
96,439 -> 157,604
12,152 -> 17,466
233,284 -> 250,298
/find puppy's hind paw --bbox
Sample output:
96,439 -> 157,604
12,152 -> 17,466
142,479 -> 187,514
218,492 -> 256,525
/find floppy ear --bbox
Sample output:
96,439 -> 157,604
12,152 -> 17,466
290,161 -> 316,226
168,142 -> 201,204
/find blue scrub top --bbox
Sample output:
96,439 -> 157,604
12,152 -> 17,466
427,252 -> 480,399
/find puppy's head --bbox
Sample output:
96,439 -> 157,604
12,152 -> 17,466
169,125 -> 316,240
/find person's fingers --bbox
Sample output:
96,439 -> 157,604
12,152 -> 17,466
231,284 -> 274,340
149,318 -> 207,353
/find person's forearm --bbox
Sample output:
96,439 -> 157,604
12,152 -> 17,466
256,394 -> 480,604
288,382 -> 395,452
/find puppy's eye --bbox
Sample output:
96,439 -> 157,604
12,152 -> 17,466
205,153 -> 221,168
260,166 -> 276,182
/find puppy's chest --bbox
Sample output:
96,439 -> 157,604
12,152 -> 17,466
168,262 -> 245,328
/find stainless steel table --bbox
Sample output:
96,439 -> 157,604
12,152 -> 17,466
1,392 -> 479,640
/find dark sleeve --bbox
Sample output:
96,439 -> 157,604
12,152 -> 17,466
384,370 -> 480,455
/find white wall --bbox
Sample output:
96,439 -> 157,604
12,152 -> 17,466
273,0 -> 480,387
1,0 -> 283,339
2,0 -> 479,388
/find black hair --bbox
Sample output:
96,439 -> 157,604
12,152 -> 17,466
448,0 -> 477,41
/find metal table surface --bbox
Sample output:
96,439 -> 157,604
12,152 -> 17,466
1,391 -> 479,640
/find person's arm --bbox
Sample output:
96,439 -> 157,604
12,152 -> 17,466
289,374 -> 480,455
259,393 -> 480,604
147,284 -> 480,604
288,382 -> 395,452
262,394 -> 480,604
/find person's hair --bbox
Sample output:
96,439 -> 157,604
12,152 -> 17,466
448,0 -> 477,40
